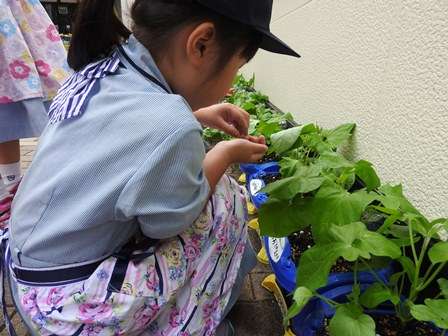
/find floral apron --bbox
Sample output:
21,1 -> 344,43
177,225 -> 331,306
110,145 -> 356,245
0,0 -> 70,104
1,176 -> 249,336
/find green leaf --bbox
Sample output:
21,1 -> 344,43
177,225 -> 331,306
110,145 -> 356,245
329,222 -> 400,261
360,283 -> 399,309
285,287 -> 313,321
428,218 -> 448,241
404,213 -> 432,237
299,222 -> 399,290
354,160 -> 381,191
242,101 -> 256,113
297,244 -> 342,290
318,152 -> 354,169
329,303 -> 375,336
283,112 -> 294,122
398,256 -> 416,281
438,279 -> 448,299
324,123 -> 356,148
270,126 -> 302,154
248,118 -> 259,135
300,123 -> 319,135
357,231 -> 401,259
259,198 -> 310,237
428,242 -> 448,264
329,223 -> 371,261
410,299 -> 448,329
263,176 -> 326,200
304,182 -> 375,226
389,272 -> 405,287
279,157 -> 301,177
378,184 -> 422,216
389,224 -> 410,239
257,120 -> 282,139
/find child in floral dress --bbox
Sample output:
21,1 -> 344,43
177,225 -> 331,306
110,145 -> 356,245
0,0 -> 69,216
1,0 -> 299,335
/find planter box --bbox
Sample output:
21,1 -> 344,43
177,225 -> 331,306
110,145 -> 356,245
264,236 -> 393,335
240,162 -> 280,208
242,163 -> 395,335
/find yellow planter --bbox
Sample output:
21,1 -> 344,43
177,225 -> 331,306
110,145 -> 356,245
238,173 -> 247,184
248,218 -> 259,231
257,245 -> 269,264
247,201 -> 257,215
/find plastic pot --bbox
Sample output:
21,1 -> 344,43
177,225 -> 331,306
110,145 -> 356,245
241,162 -> 280,208
264,236 -> 392,294
290,284 -> 396,336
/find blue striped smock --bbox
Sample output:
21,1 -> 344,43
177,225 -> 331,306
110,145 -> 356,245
9,35 -> 210,268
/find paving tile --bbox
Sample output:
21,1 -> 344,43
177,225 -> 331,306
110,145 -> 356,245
228,300 -> 284,336
238,275 -> 255,302
251,259 -> 272,274
250,273 -> 276,302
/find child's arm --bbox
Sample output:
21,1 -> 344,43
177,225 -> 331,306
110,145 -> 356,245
203,138 -> 267,191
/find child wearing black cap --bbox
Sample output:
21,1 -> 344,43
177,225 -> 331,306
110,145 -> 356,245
3,1 -> 299,335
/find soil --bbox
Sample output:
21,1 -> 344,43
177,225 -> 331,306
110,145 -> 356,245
330,258 -> 353,273
288,228 -> 353,273
317,314 -> 442,336
258,152 -> 281,163
289,229 -> 314,262
262,174 -> 281,184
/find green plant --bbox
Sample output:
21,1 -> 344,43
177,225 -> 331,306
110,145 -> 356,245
259,120 -> 448,334
280,186 -> 448,335
258,122 -> 380,237
360,203 -> 448,329
203,74 -> 294,143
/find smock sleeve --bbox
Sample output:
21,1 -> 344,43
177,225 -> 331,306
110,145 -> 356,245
115,125 -> 210,239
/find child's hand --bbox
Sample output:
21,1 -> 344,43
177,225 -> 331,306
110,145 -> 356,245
194,103 -> 250,138
204,136 -> 268,191
245,135 -> 266,145
218,138 -> 268,164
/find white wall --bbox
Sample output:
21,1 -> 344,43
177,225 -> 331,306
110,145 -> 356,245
243,0 -> 448,219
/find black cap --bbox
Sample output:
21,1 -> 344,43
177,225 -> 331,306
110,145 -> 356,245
195,0 -> 300,58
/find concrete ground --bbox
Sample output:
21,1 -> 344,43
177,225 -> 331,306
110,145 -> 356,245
0,139 -> 284,336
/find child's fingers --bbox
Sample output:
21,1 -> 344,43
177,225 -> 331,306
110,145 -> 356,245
248,142 -> 268,154
249,153 -> 265,162
246,135 -> 266,144
225,104 -> 249,136
221,123 -> 241,138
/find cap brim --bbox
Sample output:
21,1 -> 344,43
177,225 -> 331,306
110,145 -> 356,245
257,29 -> 301,58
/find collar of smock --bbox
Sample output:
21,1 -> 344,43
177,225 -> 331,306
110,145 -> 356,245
120,35 -> 173,94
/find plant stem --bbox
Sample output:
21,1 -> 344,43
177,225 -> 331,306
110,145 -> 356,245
360,259 -> 388,289
315,293 -> 339,307
409,235 -> 431,301
421,263 -> 436,284
418,262 -> 447,292
408,220 -> 419,266
398,273 -> 405,302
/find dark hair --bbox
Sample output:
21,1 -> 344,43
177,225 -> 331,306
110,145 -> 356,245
68,0 -> 261,71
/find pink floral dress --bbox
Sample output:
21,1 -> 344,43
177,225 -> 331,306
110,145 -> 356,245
0,0 -> 70,104
10,177 -> 249,335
